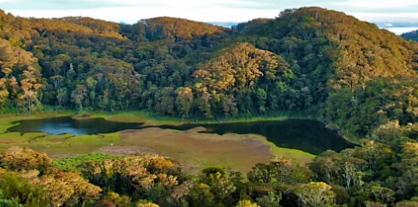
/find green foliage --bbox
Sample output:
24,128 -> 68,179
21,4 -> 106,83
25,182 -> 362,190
0,190 -> 22,207
293,182 -> 336,207
51,153 -> 119,171
324,76 -> 418,137
0,173 -> 50,207
0,146 -> 50,171
247,157 -> 311,185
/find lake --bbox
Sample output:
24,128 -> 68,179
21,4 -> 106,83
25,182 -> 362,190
159,119 -> 356,155
7,117 -> 355,155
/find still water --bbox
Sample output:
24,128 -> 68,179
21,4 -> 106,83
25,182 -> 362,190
8,117 -> 142,135
8,117 -> 355,155
159,119 -> 356,155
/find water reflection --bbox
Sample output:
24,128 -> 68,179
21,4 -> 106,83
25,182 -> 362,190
8,117 -> 355,155
159,119 -> 356,155
8,117 -> 142,135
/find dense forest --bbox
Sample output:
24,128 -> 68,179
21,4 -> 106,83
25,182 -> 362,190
1,7 -> 418,138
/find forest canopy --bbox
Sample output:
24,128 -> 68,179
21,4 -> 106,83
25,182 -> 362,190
0,7 -> 418,138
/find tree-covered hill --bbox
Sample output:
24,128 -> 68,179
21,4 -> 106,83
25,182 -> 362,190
236,7 -> 418,137
402,30 -> 418,42
0,7 -> 418,138
237,7 -> 417,105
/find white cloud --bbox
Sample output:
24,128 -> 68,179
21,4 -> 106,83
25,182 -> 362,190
347,12 -> 418,23
100,0 -> 262,7
333,0 -> 418,9
8,6 -> 418,25
384,27 -> 418,35
4,0 -> 418,29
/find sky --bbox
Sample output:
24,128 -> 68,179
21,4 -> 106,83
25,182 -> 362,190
1,0 -> 418,34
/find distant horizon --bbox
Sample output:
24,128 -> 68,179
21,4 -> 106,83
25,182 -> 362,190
4,10 -> 418,35
2,10 -> 417,35
1,0 -> 418,34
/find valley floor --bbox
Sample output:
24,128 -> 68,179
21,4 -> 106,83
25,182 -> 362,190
0,112 -> 314,173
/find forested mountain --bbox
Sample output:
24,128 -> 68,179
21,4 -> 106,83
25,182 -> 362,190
402,30 -> 418,41
1,7 -> 418,137
237,8 -> 417,105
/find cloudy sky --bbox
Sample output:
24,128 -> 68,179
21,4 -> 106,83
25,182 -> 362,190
1,0 -> 418,34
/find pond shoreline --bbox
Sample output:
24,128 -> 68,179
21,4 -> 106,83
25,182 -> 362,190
82,111 -> 358,145
0,111 -> 362,173
0,110 -> 358,146
0,114 -> 318,173
4,114 -> 355,152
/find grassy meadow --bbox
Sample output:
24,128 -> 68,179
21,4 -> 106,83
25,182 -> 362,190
0,112 -> 315,173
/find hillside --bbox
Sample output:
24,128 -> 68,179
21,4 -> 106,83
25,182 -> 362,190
3,6 -> 418,207
1,7 -> 418,137
237,7 -> 417,101
236,7 -> 418,136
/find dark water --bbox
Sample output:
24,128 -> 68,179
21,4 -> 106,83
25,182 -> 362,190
159,119 -> 356,155
8,117 -> 143,135
8,117 -> 355,155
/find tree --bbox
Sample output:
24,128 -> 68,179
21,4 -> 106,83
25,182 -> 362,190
135,200 -> 159,207
396,142 -> 418,198
395,200 -> 418,207
0,147 -> 50,171
188,183 -> 215,207
256,192 -> 282,207
71,84 -> 87,111
236,200 -> 261,207
310,150 -> 366,191
19,70 -> 42,112
248,157 -> 311,185
95,192 -> 131,207
176,87 -> 193,118
293,182 -> 336,207
56,88 -> 68,107
255,88 -> 267,113
367,183 -> 395,204
200,170 -> 237,206
0,173 -> 50,207
35,169 -> 102,207
352,140 -> 395,179
0,78 -> 9,106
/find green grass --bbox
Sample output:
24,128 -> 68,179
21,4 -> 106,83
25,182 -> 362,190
266,140 -> 315,163
248,134 -> 315,163
26,132 -> 121,155
205,110 -> 318,124
78,110 -> 318,126
87,111 -> 183,125
0,123 -> 121,156
51,153 -> 121,171
0,111 -> 318,173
